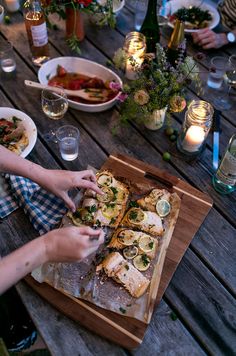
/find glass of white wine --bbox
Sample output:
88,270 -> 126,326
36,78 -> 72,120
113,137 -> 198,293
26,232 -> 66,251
41,87 -> 69,141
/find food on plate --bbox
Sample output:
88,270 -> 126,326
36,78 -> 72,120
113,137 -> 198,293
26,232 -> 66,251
170,6 -> 212,29
133,254 -> 151,271
108,228 -> 158,260
48,65 -> 119,104
0,116 -> 29,155
121,207 -> 164,236
68,170 -> 129,228
98,252 -> 150,298
137,188 -> 171,213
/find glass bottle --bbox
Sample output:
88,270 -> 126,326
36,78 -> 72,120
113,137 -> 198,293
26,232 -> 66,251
140,0 -> 160,54
166,19 -> 186,67
123,32 -> 146,80
212,134 -> 236,194
177,100 -> 214,156
23,0 -> 50,66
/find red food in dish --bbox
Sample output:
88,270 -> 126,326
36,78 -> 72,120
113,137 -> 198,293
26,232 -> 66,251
48,65 -> 118,104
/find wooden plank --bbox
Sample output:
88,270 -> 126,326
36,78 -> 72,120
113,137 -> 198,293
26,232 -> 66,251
165,249 -> 236,355
16,282 -> 127,356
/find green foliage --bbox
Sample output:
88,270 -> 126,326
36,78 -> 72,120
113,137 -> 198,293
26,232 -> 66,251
44,0 -> 117,52
119,44 -> 201,125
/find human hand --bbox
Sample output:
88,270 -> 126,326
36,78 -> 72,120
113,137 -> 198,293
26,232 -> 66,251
192,29 -> 228,49
39,169 -> 103,211
43,226 -> 105,262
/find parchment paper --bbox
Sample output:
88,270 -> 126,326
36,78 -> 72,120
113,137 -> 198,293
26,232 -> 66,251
32,175 -> 181,323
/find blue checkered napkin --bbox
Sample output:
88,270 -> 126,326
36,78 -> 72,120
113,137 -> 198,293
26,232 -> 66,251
0,175 -> 67,235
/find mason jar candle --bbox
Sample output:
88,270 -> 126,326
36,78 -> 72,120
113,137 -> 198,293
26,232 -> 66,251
177,100 -> 214,156
123,32 -> 146,80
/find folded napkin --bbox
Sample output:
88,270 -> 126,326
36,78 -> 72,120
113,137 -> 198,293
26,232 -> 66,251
0,175 -> 67,235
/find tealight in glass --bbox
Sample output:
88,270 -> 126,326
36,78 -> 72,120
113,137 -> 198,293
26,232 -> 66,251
123,31 -> 146,80
177,100 -> 214,156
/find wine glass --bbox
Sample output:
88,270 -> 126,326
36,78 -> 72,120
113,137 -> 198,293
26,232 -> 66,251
41,87 -> 69,141
226,54 -> 236,91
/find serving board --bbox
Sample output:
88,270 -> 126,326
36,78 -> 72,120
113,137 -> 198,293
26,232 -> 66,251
25,153 -> 213,349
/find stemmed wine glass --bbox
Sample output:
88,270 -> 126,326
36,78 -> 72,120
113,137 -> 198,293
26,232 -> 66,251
226,54 -> 236,92
41,87 -> 69,141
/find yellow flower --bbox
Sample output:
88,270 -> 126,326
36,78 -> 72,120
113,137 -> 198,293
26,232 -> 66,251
169,95 -> 186,113
134,90 -> 150,105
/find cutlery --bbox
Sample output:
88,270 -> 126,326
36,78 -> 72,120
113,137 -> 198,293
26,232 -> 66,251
24,80 -> 109,102
212,109 -> 221,171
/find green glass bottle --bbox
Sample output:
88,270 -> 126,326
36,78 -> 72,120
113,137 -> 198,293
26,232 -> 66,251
140,0 -> 160,54
166,19 -> 186,67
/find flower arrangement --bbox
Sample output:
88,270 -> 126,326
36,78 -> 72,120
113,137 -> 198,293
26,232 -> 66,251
43,0 -> 117,52
115,44 -> 201,127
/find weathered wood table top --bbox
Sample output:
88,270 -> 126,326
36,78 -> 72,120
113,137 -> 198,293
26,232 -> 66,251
0,2 -> 235,355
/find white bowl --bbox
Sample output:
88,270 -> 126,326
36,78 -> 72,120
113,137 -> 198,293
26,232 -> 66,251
38,57 -> 122,113
160,0 -> 220,33
0,107 -> 37,158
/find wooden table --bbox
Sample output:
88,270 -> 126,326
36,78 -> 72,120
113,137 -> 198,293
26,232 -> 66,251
0,2 -> 235,355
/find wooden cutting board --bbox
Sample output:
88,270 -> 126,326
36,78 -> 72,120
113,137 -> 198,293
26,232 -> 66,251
25,153 -> 213,349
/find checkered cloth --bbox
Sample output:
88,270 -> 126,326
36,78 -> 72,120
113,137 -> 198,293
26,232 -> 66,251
0,175 -> 67,235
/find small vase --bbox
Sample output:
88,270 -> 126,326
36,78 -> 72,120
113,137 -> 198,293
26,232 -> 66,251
144,107 -> 167,130
65,8 -> 85,42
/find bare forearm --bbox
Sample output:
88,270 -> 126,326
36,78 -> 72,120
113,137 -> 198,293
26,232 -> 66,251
0,236 -> 47,294
0,145 -> 46,184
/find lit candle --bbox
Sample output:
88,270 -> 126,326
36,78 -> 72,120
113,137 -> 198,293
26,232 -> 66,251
126,53 -> 144,80
124,32 -> 146,80
5,0 -> 20,12
181,125 -> 205,152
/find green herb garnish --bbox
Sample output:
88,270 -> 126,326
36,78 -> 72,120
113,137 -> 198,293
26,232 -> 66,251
141,254 -> 150,267
129,201 -> 139,208
129,211 -> 138,220
87,204 -> 97,214
119,307 -> 126,314
149,241 -> 154,249
125,265 -> 129,270
110,217 -> 116,225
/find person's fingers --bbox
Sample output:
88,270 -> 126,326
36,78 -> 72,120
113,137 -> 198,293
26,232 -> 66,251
61,192 -> 76,212
75,179 -> 103,195
78,226 -> 102,236
78,170 -> 97,182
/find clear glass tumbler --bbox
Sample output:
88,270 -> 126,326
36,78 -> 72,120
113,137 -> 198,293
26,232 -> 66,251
0,41 -> 16,73
207,56 -> 228,89
41,88 -> 68,120
56,125 -> 80,161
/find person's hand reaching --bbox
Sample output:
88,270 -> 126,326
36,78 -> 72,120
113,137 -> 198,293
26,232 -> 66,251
38,169 -> 103,212
192,29 -> 228,49
43,226 -> 105,262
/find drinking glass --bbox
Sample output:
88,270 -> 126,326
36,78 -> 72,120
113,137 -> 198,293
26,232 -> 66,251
41,87 -> 68,141
226,54 -> 236,90
56,125 -> 80,161
41,88 -> 68,120
207,56 -> 228,89
0,41 -> 16,73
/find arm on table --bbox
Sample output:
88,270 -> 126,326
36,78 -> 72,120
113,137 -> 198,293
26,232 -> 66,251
0,226 -> 104,295
192,28 -> 236,49
0,145 -> 103,211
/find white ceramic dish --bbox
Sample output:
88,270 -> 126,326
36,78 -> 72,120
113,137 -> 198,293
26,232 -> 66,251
38,57 -> 122,113
0,107 -> 37,158
160,0 -> 220,33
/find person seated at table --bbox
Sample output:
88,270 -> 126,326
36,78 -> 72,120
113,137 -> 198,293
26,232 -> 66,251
192,0 -> 236,49
0,145 -> 104,295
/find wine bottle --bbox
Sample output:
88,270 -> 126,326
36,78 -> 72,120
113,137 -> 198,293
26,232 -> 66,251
212,134 -> 236,194
140,0 -> 160,54
23,0 -> 50,66
166,19 -> 185,67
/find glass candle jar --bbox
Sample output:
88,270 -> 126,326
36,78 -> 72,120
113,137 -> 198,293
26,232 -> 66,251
123,32 -> 146,80
177,100 -> 214,156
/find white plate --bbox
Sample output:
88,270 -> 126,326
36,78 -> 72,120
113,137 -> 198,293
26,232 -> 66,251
0,107 -> 37,158
38,57 -> 123,113
160,0 -> 220,33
